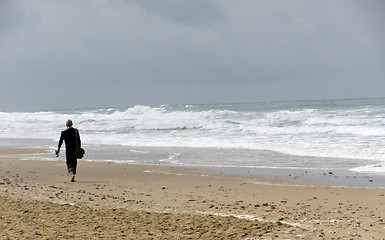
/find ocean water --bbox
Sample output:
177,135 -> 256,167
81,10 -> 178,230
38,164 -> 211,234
1,98 -> 385,184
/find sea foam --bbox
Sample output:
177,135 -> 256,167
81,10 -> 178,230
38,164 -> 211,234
1,99 -> 385,169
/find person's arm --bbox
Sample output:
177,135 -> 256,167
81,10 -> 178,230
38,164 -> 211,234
55,132 -> 64,156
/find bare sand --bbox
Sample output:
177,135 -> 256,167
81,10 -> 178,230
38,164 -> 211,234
1,148 -> 385,239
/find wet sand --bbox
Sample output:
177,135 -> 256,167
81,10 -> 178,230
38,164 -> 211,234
1,148 -> 385,239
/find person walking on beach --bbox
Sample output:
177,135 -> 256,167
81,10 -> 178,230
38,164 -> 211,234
55,119 -> 81,182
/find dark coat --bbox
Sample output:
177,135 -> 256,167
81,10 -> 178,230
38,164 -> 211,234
58,127 -> 81,151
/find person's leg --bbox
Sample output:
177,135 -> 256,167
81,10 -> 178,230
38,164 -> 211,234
66,150 -> 77,182
69,170 -> 76,182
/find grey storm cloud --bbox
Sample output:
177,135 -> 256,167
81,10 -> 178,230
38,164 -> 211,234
0,0 -> 384,111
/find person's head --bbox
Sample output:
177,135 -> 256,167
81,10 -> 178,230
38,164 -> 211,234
66,119 -> 73,128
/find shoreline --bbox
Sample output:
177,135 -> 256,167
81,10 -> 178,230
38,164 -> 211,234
202,165 -> 385,189
1,147 -> 385,239
1,137 -> 384,189
5,143 -> 385,189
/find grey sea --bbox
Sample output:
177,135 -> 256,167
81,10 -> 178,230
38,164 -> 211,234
1,98 -> 385,187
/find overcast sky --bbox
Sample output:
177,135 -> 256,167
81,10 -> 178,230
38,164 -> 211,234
1,0 -> 384,111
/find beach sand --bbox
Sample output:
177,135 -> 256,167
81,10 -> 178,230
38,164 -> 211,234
1,148 -> 385,239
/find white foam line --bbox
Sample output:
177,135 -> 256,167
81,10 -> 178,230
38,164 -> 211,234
246,180 -> 311,188
196,210 -> 264,221
247,180 -> 385,189
18,157 -> 60,162
51,200 -> 76,206
195,211 -> 309,229
143,170 -> 184,176
308,219 -> 340,224
129,150 -> 148,154
84,159 -> 135,164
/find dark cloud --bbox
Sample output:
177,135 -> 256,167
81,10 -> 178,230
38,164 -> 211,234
0,0 -> 384,111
